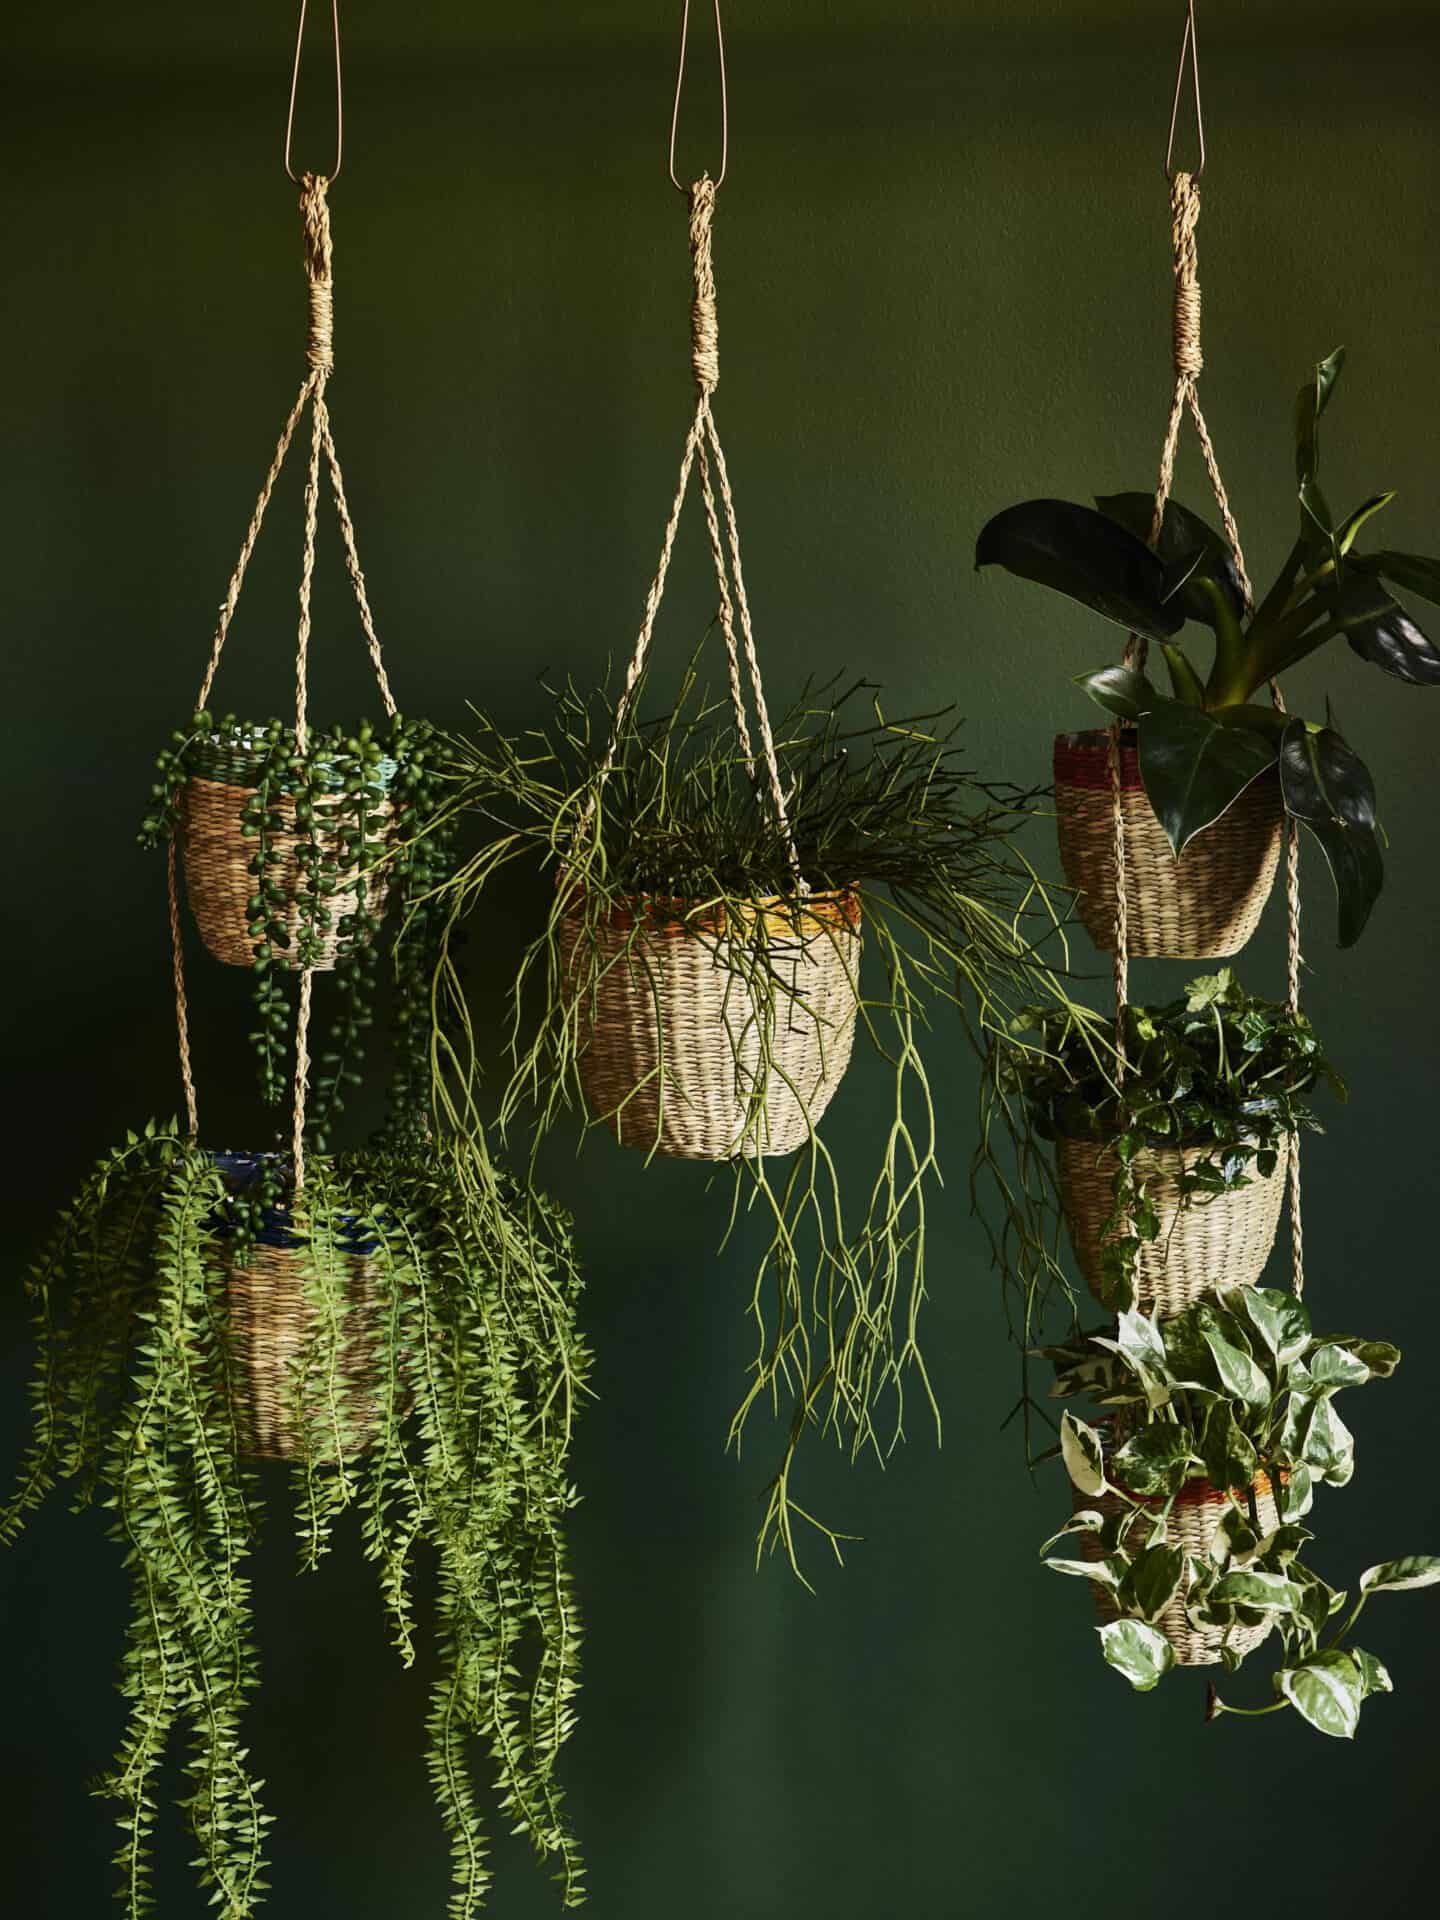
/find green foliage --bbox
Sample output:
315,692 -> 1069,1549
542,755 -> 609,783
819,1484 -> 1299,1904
2,1125 -> 590,1917
420,665 -> 1079,1579
1038,1290 -> 1438,1736
975,349 -> 1440,945
139,711 -> 448,1139
972,972 -> 1341,1406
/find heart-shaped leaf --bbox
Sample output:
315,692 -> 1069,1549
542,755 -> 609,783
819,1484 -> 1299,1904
1060,1413 -> 1107,1496
975,500 -> 1185,642
1304,1343 -> 1374,1392
1120,1544 -> 1188,1622
1351,1648 -> 1394,1699
1138,699 -> 1278,856
1098,1618 -> 1176,1692
1074,664 -> 1160,721
1279,718 -> 1384,947
1210,1570 -> 1306,1613
1277,1649 -> 1363,1739
1112,1424 -> 1193,1497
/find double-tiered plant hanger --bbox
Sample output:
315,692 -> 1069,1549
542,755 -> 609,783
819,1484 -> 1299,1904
974,3 -> 1439,1735
4,9 -> 589,1915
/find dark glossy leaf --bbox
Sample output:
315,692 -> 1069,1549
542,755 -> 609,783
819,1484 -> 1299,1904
1097,493 -> 1246,623
1295,348 -> 1347,492
1332,575 -> 1440,686
1159,642 -> 1207,706
1371,550 -> 1440,609
1279,719 -> 1384,947
1138,700 -> 1277,856
975,500 -> 1184,642
1335,492 -> 1396,554
1074,664 -> 1160,721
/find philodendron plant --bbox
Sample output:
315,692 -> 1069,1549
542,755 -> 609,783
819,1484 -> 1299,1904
976,349 -> 1440,945
1041,1288 -> 1440,1736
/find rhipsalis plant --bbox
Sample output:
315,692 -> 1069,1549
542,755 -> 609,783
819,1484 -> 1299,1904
3,1124 -> 590,1918
1039,1289 -> 1438,1736
976,349 -> 1440,945
139,710 -> 447,1141
996,970 -> 1343,1311
421,666 -> 1077,1579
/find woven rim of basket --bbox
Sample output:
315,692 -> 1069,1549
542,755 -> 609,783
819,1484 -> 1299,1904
558,879 -> 862,941
1054,728 -> 1283,804
185,730 -> 400,792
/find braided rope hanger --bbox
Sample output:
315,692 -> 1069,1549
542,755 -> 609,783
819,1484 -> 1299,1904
169,173 -> 396,1195
590,2 -> 803,894
1108,15 -> 1304,1294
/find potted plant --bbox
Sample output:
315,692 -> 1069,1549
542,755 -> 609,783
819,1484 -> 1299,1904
141,711 -> 446,1115
3,1124 -> 590,1918
1039,1288 -> 1439,1731
1000,969 -> 1343,1315
975,349 -> 1440,952
424,668 -> 1079,1577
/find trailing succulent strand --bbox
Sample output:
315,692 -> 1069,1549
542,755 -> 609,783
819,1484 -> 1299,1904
2,1124 -> 590,1919
1039,1287 -> 1440,1736
419,664 -> 1079,1579
139,711 -> 447,1138
972,971 -> 1341,1432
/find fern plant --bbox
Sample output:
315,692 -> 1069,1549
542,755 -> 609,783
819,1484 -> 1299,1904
3,1124 -> 590,1919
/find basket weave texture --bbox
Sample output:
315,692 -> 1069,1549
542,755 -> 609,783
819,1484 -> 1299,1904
1078,1472 -> 1280,1667
561,890 -> 861,1160
224,1241 -> 395,1461
1055,1132 -> 1287,1314
181,773 -> 393,970
1054,731 -> 1282,958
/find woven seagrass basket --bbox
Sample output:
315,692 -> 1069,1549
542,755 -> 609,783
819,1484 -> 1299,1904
560,889 -> 862,1160
180,742 -> 395,970
223,1237 -> 397,1462
1055,1131 -> 1287,1313
1077,1470 -> 1280,1666
1054,731 -> 1282,959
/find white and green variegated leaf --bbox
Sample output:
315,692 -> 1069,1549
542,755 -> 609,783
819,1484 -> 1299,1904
1060,1413 -> 1107,1497
1233,1286 -> 1312,1367
1210,1504 -> 1261,1567
1352,1648 -> 1394,1698
1276,1462 -> 1314,1523
1046,1556 -> 1120,1585
1304,1342 -> 1374,1392
1359,1555 -> 1440,1594
1276,1651 -> 1364,1739
1210,1570 -> 1306,1613
1196,1305 -> 1270,1408
1098,1618 -> 1177,1693
1119,1544 -> 1188,1623
1038,1509 -> 1105,1558
1111,1423 -> 1193,1497
1303,1397 -> 1356,1486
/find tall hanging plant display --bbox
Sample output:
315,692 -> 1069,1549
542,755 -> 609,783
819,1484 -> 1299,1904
4,16 -> 589,1914
972,4 -> 1437,1722
421,4 -> 1078,1581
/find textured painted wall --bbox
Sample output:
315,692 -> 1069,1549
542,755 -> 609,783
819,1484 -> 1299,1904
2,4 -> 1437,1916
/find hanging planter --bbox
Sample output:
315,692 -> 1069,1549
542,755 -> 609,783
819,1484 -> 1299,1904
1053,730 -> 1281,957
1039,1291 -> 1440,1724
423,57 -> 1085,1576
560,887 -> 861,1159
998,971 -> 1338,1314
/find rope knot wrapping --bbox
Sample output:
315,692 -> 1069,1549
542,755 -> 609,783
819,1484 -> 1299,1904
300,173 -> 335,375
1169,170 -> 1203,382
688,174 -> 720,396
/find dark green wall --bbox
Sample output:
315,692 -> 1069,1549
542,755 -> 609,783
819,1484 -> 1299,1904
3,4 -> 1438,1915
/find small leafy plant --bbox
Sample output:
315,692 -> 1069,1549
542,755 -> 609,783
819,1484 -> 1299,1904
999,969 -> 1343,1307
3,1125 -> 590,1919
1040,1288 -> 1438,1736
140,711 -> 448,1139
975,349 -> 1440,945
422,666 -> 1078,1578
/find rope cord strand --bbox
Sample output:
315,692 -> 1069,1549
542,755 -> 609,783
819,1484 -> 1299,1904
1108,161 -> 1303,1291
593,176 -> 804,888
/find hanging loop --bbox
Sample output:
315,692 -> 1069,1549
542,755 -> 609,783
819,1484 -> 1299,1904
285,0 -> 344,186
669,0 -> 729,193
1164,2 -> 1205,181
